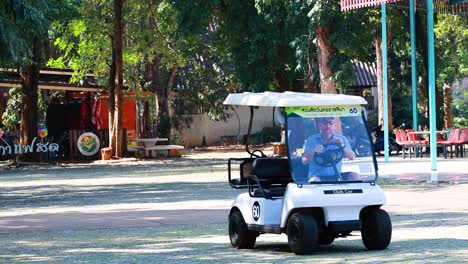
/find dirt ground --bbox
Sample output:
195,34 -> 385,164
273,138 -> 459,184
0,147 -> 467,263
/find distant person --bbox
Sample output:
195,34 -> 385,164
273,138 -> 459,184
301,117 -> 358,182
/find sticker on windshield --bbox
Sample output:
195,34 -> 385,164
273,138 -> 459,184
286,105 -> 362,117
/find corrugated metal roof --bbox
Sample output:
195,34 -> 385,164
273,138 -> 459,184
351,60 -> 377,87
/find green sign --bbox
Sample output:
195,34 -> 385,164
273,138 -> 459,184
286,105 -> 362,117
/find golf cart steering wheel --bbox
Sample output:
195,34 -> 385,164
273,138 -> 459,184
250,149 -> 266,158
313,143 -> 344,167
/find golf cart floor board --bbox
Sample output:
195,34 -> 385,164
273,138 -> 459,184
247,224 -> 282,234
328,220 -> 361,232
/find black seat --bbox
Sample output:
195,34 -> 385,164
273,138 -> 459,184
228,158 -> 255,188
248,158 -> 292,198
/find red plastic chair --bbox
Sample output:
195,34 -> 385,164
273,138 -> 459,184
394,130 -> 413,158
406,129 -> 429,144
437,128 -> 460,158
394,130 -> 407,145
405,129 -> 428,157
454,128 -> 468,157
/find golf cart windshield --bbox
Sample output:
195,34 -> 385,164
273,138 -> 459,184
285,105 -> 377,184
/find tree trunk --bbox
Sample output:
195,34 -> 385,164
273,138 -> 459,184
443,83 -> 452,129
273,69 -> 288,92
112,0 -> 124,158
19,41 -> 41,162
108,38 -> 116,149
415,12 -> 429,119
375,37 -> 393,131
316,25 -> 337,94
150,55 -> 161,137
166,66 -> 178,136
142,102 -> 151,137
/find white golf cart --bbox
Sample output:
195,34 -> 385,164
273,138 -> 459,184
226,92 -> 391,254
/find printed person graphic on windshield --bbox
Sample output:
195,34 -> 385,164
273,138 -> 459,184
301,117 -> 358,182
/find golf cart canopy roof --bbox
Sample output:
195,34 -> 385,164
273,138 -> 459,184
223,92 -> 367,107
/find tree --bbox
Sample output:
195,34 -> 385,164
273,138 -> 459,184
48,0 -> 127,157
0,0 -> 63,161
434,14 -> 468,129
49,0 -> 203,146
169,1 -> 310,92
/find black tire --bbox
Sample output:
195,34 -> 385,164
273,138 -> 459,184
318,231 -> 335,245
229,211 -> 258,249
287,213 -> 319,254
361,209 -> 392,250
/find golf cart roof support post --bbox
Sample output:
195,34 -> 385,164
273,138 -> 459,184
245,106 -> 255,156
361,110 -> 379,181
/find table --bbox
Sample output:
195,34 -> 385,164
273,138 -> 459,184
408,130 -> 448,136
129,138 -> 169,157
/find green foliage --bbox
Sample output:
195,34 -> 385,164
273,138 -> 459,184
169,0 -> 311,91
173,29 -> 238,121
47,1 -> 112,84
1,88 -> 47,130
391,96 -> 415,128
435,15 -> 468,88
453,91 -> 468,128
0,0 -> 66,66
157,112 -> 171,138
250,125 -> 281,144
0,0 -> 48,64
1,88 -> 22,130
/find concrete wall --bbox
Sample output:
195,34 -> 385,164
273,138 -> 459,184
177,106 -> 275,147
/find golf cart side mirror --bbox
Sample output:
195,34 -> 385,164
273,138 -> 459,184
228,158 -> 255,189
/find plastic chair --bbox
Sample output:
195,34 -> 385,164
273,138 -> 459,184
454,128 -> 468,157
406,129 -> 428,144
394,130 -> 413,159
405,129 -> 428,157
437,128 -> 460,158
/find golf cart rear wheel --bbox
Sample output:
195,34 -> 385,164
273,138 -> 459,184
229,211 -> 258,249
287,213 -> 318,255
361,209 -> 392,250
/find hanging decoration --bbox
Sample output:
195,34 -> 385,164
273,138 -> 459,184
38,124 -> 48,138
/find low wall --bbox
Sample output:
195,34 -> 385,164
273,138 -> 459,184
177,106 -> 275,147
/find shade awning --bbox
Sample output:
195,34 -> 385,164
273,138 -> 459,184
341,0 -> 468,14
341,0 -> 399,11
351,60 -> 377,87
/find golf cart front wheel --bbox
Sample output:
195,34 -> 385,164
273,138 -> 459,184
361,208 -> 392,250
287,213 -> 319,255
229,211 -> 258,249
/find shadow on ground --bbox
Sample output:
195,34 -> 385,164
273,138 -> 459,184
0,223 -> 466,263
